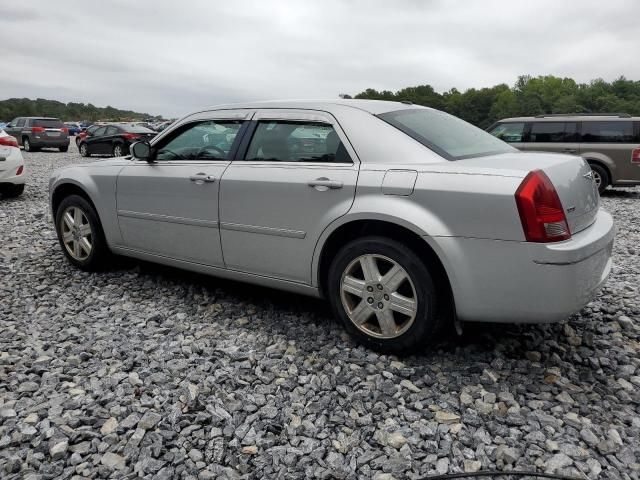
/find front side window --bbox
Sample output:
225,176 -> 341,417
93,126 -> 107,137
529,122 -> 578,142
245,121 -> 351,163
581,121 -> 635,143
156,120 -> 242,161
15,118 -> 25,127
489,122 -> 526,142
379,109 -> 515,160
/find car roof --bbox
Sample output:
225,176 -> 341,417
202,99 -> 427,115
499,114 -> 640,122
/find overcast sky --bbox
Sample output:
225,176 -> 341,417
1,0 -> 638,118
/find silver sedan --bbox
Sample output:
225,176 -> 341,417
48,100 -> 614,353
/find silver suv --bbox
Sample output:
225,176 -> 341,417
488,113 -> 640,193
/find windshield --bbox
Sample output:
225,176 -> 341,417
378,108 -> 516,160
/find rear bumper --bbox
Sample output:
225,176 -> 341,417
30,136 -> 70,148
433,209 -> 614,323
0,149 -> 26,185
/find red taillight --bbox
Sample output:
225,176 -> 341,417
122,133 -> 140,140
632,148 -> 640,164
16,165 -> 24,176
515,170 -> 571,243
32,127 -> 45,133
61,127 -> 69,134
0,136 -> 19,148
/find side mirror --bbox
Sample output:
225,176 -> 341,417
131,141 -> 152,161
6,124 -> 12,128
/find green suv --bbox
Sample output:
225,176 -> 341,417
488,113 -> 640,193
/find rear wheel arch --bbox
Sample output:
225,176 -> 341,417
317,219 -> 455,317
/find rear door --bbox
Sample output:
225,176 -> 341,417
524,121 -> 580,155
579,120 -> 639,183
219,109 -> 359,284
115,110 -> 251,267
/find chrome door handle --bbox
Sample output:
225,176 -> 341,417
308,178 -> 343,190
189,173 -> 216,183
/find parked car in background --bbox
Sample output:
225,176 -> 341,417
49,100 -> 613,353
0,122 -> 7,131
0,130 -> 26,197
78,124 -> 156,157
75,125 -> 99,147
4,117 -> 70,152
65,122 -> 82,136
488,113 -> 640,193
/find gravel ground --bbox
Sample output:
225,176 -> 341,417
0,148 -> 639,480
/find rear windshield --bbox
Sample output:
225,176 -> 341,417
122,125 -> 155,133
379,109 -> 516,160
33,119 -> 64,128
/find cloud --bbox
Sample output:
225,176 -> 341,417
1,0 -> 638,117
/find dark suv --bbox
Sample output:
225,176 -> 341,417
4,117 -> 70,152
488,113 -> 640,193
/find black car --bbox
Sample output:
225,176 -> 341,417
78,124 -> 156,157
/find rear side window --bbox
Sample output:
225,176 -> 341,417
105,126 -> 119,135
33,119 -> 64,128
488,122 -> 526,142
245,121 -> 352,163
379,109 -> 515,160
122,125 -> 154,134
581,121 -> 635,143
529,122 -> 578,142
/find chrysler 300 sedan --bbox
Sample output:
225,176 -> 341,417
48,100 -> 614,353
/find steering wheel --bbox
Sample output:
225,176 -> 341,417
195,145 -> 226,159
157,148 -> 182,160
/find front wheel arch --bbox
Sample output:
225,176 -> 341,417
51,183 -> 101,225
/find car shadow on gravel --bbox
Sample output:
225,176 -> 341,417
109,256 -> 567,362
601,188 -> 640,198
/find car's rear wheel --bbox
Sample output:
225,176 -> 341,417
112,144 -> 124,157
55,194 -> 109,271
79,143 -> 90,157
327,236 -> 442,354
589,163 -> 609,194
2,184 -> 25,198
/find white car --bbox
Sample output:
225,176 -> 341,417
0,130 -> 26,197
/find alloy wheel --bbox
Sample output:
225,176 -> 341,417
592,170 -> 602,189
113,145 -> 123,157
60,206 -> 93,261
340,254 -> 418,339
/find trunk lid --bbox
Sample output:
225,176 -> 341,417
455,152 -> 600,235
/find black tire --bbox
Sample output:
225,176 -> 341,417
79,143 -> 90,157
112,143 -> 125,157
23,137 -> 32,152
59,146 -> 69,152
2,184 -> 25,198
327,236 -> 444,354
54,194 -> 110,271
589,163 -> 609,194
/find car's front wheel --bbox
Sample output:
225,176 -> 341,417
327,236 -> 442,354
55,194 -> 109,271
79,143 -> 90,157
589,163 -> 609,194
23,138 -> 32,152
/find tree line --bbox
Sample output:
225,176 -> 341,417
355,75 -> 640,128
0,98 -> 161,122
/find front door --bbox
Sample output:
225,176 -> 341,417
115,112 -> 250,266
219,109 -> 359,284
85,126 -> 108,155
